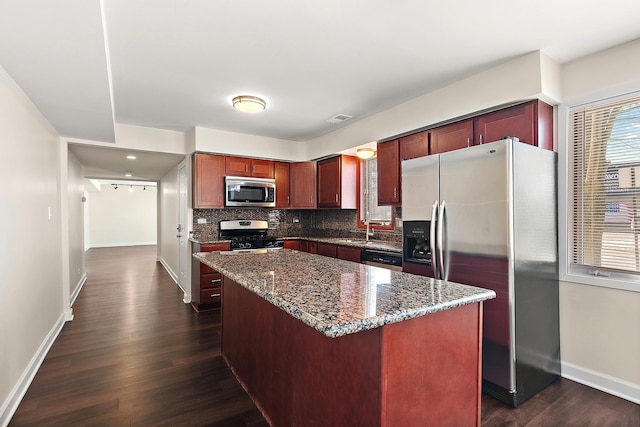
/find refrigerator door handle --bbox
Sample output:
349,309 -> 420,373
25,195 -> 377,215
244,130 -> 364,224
438,200 -> 447,281
430,200 -> 439,279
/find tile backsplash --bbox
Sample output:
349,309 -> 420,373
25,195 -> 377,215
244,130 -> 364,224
192,207 -> 402,244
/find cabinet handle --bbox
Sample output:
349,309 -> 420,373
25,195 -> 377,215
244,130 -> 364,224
245,164 -> 248,172
394,187 -> 397,198
467,137 -> 470,147
210,293 -> 221,297
335,193 -> 338,203
287,195 -> 290,204
210,278 -> 222,283
480,134 -> 483,145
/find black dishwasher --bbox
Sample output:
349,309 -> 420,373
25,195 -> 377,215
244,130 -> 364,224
361,249 -> 403,271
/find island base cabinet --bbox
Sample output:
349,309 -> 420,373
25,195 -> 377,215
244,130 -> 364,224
222,277 -> 483,427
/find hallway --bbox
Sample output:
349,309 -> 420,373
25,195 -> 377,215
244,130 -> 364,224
9,246 -> 267,426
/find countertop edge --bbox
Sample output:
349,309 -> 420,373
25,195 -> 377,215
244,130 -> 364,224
193,252 -> 495,338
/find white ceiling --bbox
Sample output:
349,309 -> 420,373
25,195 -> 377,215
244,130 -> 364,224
1,1 -> 640,177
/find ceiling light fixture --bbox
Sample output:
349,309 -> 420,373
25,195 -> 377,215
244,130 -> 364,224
232,95 -> 266,113
124,171 -> 133,177
126,155 -> 136,160
356,147 -> 376,159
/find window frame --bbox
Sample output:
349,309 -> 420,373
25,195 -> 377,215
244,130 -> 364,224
356,157 -> 394,231
560,94 -> 640,293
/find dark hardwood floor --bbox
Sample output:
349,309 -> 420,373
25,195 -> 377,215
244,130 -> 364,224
9,246 -> 639,426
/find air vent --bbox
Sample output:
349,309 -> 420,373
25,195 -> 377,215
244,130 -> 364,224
326,113 -> 353,124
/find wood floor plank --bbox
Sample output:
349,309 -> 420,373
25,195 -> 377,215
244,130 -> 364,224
8,245 -> 639,426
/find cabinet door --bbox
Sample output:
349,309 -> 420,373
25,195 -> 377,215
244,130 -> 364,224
474,102 -> 535,146
400,131 -> 428,160
430,119 -> 473,154
337,246 -> 361,263
193,153 -> 225,208
251,159 -> 275,178
284,240 -> 300,250
225,156 -> 251,176
275,161 -> 290,208
317,157 -> 341,208
377,140 -> 401,205
317,243 -> 337,258
290,162 -> 317,208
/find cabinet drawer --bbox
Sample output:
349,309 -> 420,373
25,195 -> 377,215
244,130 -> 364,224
200,287 -> 222,304
200,263 -> 219,274
200,273 -> 222,288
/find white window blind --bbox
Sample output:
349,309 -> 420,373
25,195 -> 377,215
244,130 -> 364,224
359,157 -> 392,226
571,94 -> 640,278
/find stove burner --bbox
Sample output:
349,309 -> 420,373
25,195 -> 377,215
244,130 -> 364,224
220,219 -> 284,251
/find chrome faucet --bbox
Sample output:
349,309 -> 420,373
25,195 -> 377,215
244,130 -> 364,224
365,218 -> 374,241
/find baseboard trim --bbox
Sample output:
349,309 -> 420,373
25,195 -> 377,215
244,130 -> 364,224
0,313 -> 65,427
158,257 -> 179,286
561,361 -> 640,404
70,273 -> 87,306
89,242 -> 156,248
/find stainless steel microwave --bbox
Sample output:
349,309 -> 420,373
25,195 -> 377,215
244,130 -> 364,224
225,176 -> 276,207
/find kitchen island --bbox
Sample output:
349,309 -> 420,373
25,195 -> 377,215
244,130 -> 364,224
194,249 -> 495,427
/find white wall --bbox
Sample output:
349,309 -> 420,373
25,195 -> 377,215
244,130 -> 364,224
305,51 -> 558,159
67,150 -> 85,301
159,164 -> 179,282
557,39 -> 640,402
0,65 -> 64,425
194,126 -> 307,161
87,185 -> 157,247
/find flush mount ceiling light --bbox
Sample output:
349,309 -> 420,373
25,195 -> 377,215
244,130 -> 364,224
232,95 -> 266,113
126,155 -> 136,160
124,171 -> 133,177
356,147 -> 376,159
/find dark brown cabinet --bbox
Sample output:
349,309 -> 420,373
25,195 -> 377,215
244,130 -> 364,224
429,119 -> 473,154
225,156 -> 275,178
377,139 -> 401,205
317,155 -> 358,209
193,153 -> 225,208
400,131 -> 428,160
317,242 -> 338,258
274,161 -> 290,208
299,240 -> 318,254
337,246 -> 362,263
290,162 -> 317,209
193,242 -> 230,312
474,100 -> 553,150
283,240 -> 300,250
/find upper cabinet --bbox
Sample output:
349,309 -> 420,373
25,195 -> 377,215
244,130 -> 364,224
317,155 -> 358,209
193,153 -> 225,208
225,156 -> 275,178
400,131 -> 428,160
377,139 -> 401,206
474,100 -> 553,150
429,119 -> 473,155
274,161 -> 290,208
290,161 -> 317,209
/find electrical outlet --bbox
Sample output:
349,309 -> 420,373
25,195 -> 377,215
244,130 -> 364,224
197,218 -> 207,224
292,218 -> 300,223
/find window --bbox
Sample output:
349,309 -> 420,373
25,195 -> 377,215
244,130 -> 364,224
358,157 -> 393,229
570,94 -> 640,280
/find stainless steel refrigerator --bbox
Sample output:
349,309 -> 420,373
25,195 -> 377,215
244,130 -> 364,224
402,138 -> 560,406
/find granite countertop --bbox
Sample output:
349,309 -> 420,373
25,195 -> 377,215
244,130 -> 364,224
191,236 -> 402,253
194,249 -> 495,338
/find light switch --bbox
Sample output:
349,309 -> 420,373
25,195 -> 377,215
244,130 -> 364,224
197,218 -> 207,224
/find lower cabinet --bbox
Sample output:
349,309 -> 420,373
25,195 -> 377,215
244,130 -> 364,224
317,242 -> 338,258
192,242 -> 230,312
299,240 -> 318,254
337,245 -> 362,263
283,240 -> 300,250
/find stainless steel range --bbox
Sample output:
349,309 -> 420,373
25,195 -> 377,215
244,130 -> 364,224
220,220 -> 284,250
